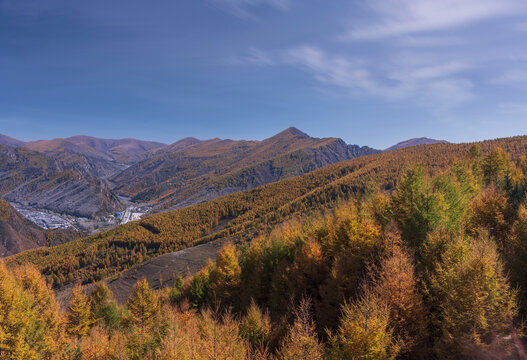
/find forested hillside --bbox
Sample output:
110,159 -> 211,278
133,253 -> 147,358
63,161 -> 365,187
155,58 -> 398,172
8,136 -> 527,289
3,136 -> 527,359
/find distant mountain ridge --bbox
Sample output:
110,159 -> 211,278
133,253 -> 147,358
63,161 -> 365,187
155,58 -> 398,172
25,135 -> 166,164
385,137 -> 448,151
110,127 -> 379,210
0,129 -> 380,218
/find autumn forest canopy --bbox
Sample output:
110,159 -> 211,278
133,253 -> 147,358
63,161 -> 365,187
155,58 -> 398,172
3,137 -> 527,359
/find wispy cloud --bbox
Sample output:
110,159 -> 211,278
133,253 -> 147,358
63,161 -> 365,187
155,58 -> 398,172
395,36 -> 466,48
224,0 -> 527,115
344,0 -> 526,40
233,45 -> 474,107
211,0 -> 290,19
225,47 -> 275,66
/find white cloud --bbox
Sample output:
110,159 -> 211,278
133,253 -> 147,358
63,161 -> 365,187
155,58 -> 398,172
388,61 -> 468,81
281,45 -> 473,106
211,0 -> 290,19
344,0 -> 526,40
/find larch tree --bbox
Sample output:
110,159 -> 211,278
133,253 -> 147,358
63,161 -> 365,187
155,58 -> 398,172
371,236 -> 428,355
240,299 -> 272,350
328,290 -> 399,360
428,235 -> 518,359
210,243 -> 242,305
277,298 -> 325,360
126,278 -> 159,330
66,285 -> 94,338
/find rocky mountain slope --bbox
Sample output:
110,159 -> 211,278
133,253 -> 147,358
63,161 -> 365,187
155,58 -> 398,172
0,145 -> 122,217
111,127 -> 379,210
0,134 -> 25,147
1,129 -> 378,218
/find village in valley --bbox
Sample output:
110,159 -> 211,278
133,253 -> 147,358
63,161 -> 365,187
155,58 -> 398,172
11,202 -> 151,234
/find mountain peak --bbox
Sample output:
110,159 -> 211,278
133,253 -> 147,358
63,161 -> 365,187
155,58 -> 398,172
165,137 -> 201,151
273,127 -> 309,139
385,137 -> 448,151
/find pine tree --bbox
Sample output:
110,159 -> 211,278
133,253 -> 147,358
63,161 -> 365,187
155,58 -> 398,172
0,261 -> 33,359
89,282 -> 122,333
240,300 -> 272,350
482,147 -> 511,186
15,265 -> 65,358
371,235 -> 427,355
126,279 -> 164,360
391,165 -> 445,248
0,262 -> 66,359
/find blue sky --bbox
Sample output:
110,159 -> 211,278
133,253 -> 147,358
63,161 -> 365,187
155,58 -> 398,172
1,0 -> 527,149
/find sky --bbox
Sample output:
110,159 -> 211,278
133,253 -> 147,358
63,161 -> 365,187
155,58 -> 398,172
1,0 -> 527,149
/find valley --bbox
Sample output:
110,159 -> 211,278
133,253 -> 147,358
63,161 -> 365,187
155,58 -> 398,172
119,205 -> 152,225
0,129 -> 459,260
10,202 -> 78,230
4,132 -> 527,360
3,3 -> 523,357
0,128 -> 381,232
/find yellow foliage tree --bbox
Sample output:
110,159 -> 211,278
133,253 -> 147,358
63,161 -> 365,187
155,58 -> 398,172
0,262 -> 65,360
210,243 -> 241,303
127,278 -> 159,330
428,235 -> 518,358
66,285 -> 94,338
277,298 -> 325,360
328,291 -> 399,360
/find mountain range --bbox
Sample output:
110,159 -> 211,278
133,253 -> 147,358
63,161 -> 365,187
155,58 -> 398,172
0,128 -> 383,218
110,127 -> 380,210
0,144 -> 122,217
24,135 -> 166,164
8,134 -> 525,291
0,128 -> 449,257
